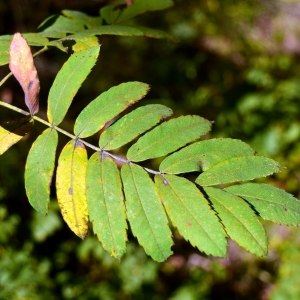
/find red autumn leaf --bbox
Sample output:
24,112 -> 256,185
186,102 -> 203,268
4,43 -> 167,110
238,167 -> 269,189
9,33 -> 40,115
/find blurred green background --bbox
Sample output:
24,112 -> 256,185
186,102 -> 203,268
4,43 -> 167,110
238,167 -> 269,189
1,0 -> 300,299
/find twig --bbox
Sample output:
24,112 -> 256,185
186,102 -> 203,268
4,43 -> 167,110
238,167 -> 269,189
0,100 -> 162,175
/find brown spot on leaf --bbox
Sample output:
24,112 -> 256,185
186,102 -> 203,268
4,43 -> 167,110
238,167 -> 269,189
68,187 -> 73,195
187,221 -> 192,226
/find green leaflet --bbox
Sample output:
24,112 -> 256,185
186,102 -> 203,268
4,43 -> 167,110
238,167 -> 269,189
127,115 -> 211,162
100,6 -> 120,24
56,140 -> 89,239
204,187 -> 268,256
74,82 -> 150,138
41,15 -> 85,35
64,24 -> 175,42
86,153 -> 127,258
0,117 -> 33,155
25,129 -> 58,215
155,175 -> 227,257
225,183 -> 300,226
196,156 -> 281,186
47,46 -> 100,126
115,0 -> 174,23
160,138 -> 255,174
121,164 -> 173,262
99,104 -> 173,150
62,10 -> 103,29
47,40 -> 67,53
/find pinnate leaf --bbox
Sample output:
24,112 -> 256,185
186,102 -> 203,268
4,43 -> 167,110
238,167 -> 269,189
121,164 -> 173,262
25,129 -> 58,215
160,138 -> 255,174
99,104 -> 173,150
56,140 -> 88,239
204,187 -> 268,256
155,175 -> 227,257
0,116 -> 33,155
127,115 -> 211,162
47,46 -> 100,126
196,156 -> 281,186
225,183 -> 300,226
9,33 -> 40,115
86,153 -> 127,258
74,82 -> 149,138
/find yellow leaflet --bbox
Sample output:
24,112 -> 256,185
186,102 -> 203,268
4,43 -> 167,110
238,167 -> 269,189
0,117 -> 33,155
72,36 -> 99,52
56,140 -> 89,239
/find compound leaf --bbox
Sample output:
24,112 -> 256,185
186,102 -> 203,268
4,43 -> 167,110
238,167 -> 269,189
56,140 -> 88,239
47,45 -> 100,126
160,138 -> 255,174
127,115 -> 211,162
121,164 -> 173,262
155,175 -> 227,257
225,183 -> 300,226
74,82 -> 149,138
196,156 -> 281,186
9,33 -> 40,115
204,187 -> 268,256
0,116 -> 33,155
99,104 -> 173,150
86,153 -> 127,258
25,128 -> 58,215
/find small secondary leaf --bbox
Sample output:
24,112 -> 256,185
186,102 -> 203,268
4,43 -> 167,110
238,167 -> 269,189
62,10 -> 102,29
47,46 -> 100,126
121,164 -> 173,262
74,82 -> 149,138
160,138 -> 255,174
225,183 -> 300,226
127,115 -> 211,162
56,140 -> 88,239
41,15 -> 85,36
9,33 -> 40,115
99,104 -> 173,150
196,156 -> 281,186
25,129 -> 58,215
0,117 -> 33,155
116,0 -> 174,23
86,153 -> 127,258
204,187 -> 268,256
155,175 -> 227,257
100,6 -> 120,24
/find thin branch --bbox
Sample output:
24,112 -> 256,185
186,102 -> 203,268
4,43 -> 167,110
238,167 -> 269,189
0,100 -> 161,175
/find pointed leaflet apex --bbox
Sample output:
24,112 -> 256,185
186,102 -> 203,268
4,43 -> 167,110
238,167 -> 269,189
9,33 -> 40,115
